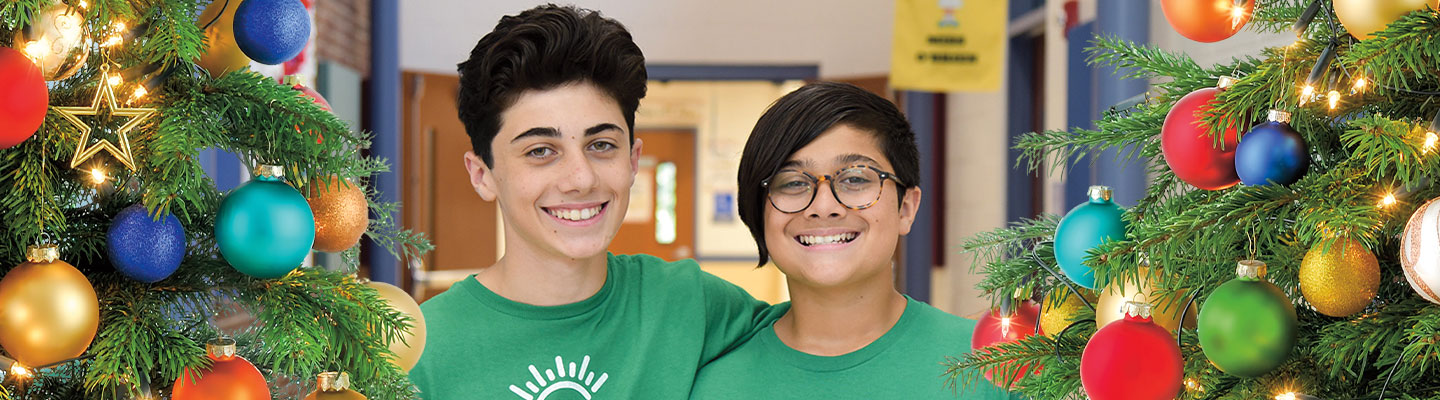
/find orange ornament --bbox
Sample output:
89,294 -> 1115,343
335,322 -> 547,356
304,372 -> 368,400
306,177 -> 369,252
173,338 -> 270,400
1161,0 -> 1254,43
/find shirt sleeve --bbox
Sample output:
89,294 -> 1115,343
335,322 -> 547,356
695,268 -> 781,364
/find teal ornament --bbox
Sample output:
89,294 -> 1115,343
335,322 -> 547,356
215,165 -> 315,278
1055,186 -> 1128,289
1198,260 -> 1297,377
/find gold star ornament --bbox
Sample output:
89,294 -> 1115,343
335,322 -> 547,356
55,68 -> 155,171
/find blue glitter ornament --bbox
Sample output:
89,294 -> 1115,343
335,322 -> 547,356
1235,110 -> 1309,186
107,203 -> 186,282
215,165 -> 315,279
231,0 -> 310,65
1055,186 -> 1129,289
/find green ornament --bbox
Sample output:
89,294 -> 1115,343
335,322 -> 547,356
1197,260 -> 1297,377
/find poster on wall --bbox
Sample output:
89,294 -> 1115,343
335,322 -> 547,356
890,0 -> 1008,92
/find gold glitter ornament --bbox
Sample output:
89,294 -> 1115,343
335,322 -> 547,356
1040,288 -> 1097,338
1299,237 -> 1379,317
306,177 -> 368,252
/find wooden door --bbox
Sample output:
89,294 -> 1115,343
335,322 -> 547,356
609,129 -> 696,261
402,72 -> 499,301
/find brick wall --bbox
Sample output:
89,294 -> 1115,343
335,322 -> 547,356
315,0 -> 371,76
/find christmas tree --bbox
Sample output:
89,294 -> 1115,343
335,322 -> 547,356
950,1 -> 1440,399
0,0 -> 429,398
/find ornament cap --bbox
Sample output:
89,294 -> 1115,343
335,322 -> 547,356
1122,300 -> 1153,320
316,371 -> 350,392
1087,185 -> 1113,202
253,165 -> 285,180
283,75 -> 305,87
1217,76 -> 1238,89
206,337 -> 238,361
1237,260 -> 1267,279
25,244 -> 59,263
1268,109 -> 1292,124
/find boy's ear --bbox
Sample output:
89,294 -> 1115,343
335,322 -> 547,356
897,186 -> 923,235
463,151 -> 499,201
629,137 -> 644,175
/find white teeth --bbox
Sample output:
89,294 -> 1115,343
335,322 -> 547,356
549,206 -> 603,221
797,233 -> 857,246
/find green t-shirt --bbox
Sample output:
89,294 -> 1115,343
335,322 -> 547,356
409,253 -> 774,399
690,297 -> 1023,399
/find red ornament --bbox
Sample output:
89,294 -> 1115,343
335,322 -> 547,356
289,77 -> 331,144
970,300 -> 1044,387
1080,302 -> 1183,400
173,339 -> 271,400
1161,81 -> 1242,190
1161,0 -> 1254,42
0,47 -> 50,150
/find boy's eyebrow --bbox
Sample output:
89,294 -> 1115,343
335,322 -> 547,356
836,153 -> 880,166
509,123 -> 622,143
585,123 -> 623,136
511,127 -> 559,143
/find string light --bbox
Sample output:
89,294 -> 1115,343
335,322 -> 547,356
9,363 -> 30,379
78,0 -> 88,9
1301,39 -> 1339,105
1000,316 -> 1012,337
1352,77 -> 1367,94
1380,192 -> 1397,208
90,167 -> 106,184
1184,378 -> 1203,392
132,86 -> 148,100
1275,393 -> 1296,400
107,75 -> 121,87
1427,110 -> 1440,154
1327,89 -> 1340,111
1291,0 -> 1323,37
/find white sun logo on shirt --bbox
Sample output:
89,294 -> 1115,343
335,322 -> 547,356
509,355 -> 609,400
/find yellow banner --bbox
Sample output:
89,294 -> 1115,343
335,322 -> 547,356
890,0 -> 1008,92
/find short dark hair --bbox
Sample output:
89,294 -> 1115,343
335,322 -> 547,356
456,4 -> 647,167
736,81 -> 921,267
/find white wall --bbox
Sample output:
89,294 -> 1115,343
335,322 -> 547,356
400,0 -> 894,78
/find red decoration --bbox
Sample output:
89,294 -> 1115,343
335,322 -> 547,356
0,47 -> 50,150
172,345 -> 271,400
1162,85 -> 1241,190
1161,0 -> 1254,43
970,300 -> 1044,387
292,82 -> 332,112
1080,304 -> 1183,400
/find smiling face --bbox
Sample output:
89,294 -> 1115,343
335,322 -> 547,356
464,81 -> 641,261
763,124 -> 921,290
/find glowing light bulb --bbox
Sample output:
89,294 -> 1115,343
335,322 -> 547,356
1275,393 -> 1297,400
90,168 -> 106,184
113,22 -> 126,32
22,40 -> 45,63
1425,131 -> 1438,154
1380,193 -> 1397,208
1328,90 -> 1340,110
1353,77 -> 1367,93
78,0 -> 88,9
1000,316 -> 1012,337
107,75 -> 121,87
10,363 -> 30,379
1300,85 -> 1316,105
132,86 -> 148,99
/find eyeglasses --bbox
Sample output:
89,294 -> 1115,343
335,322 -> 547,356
761,165 -> 906,214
